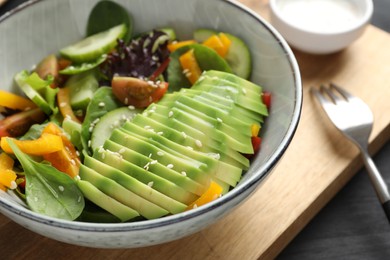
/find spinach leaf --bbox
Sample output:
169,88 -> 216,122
87,0 -> 133,43
6,139 -> 84,220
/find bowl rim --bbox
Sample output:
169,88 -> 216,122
0,0 -> 302,232
269,0 -> 374,36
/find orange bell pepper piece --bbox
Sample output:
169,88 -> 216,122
1,133 -> 63,156
0,90 -> 37,111
57,87 -> 81,123
167,40 -> 196,52
202,33 -> 231,57
179,49 -> 202,85
0,152 -> 17,190
186,181 -> 223,210
42,123 -> 81,178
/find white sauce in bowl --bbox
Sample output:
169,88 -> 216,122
276,0 -> 361,33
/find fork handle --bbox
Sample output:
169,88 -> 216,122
360,149 -> 390,221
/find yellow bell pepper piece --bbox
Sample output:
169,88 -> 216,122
187,181 -> 223,210
1,133 -> 64,156
0,90 -> 37,111
167,40 -> 196,52
202,33 -> 231,58
179,49 -> 202,85
251,124 -> 260,137
42,123 -> 81,178
0,152 -> 17,190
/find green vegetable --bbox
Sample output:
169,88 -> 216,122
167,44 -> 232,92
60,23 -> 127,63
6,139 -> 84,221
81,87 -> 122,154
14,70 -> 58,115
87,0 -> 133,43
59,54 -> 107,75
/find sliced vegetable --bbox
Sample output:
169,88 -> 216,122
194,29 -> 252,79
81,87 -> 122,153
14,70 -> 58,115
60,23 -> 127,63
167,40 -> 196,52
111,76 -> 169,108
202,33 -> 231,57
167,44 -> 232,91
251,124 -> 260,137
262,91 -> 271,110
1,133 -> 64,155
6,139 -> 84,220
0,153 -> 17,190
59,54 -> 107,75
0,108 -> 47,137
35,54 -> 59,88
57,87 -> 81,123
0,90 -> 37,111
179,49 -> 202,85
186,181 -> 222,210
63,70 -> 99,111
87,0 -> 133,43
42,123 -> 81,178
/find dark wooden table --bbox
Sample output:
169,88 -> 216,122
1,1 -> 390,259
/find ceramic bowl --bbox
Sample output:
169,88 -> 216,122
0,0 -> 302,248
270,0 -> 373,54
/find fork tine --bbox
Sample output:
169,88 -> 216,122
330,83 -> 354,100
310,86 -> 330,107
320,84 -> 345,104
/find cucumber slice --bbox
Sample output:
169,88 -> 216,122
91,106 -> 142,152
60,23 -> 127,63
64,70 -> 99,111
159,27 -> 177,41
193,29 -> 252,79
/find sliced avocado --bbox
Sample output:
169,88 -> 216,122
79,164 -> 169,219
103,140 -> 206,196
77,179 -> 139,222
83,155 -> 187,214
109,129 -> 210,187
120,123 -> 242,187
93,148 -> 198,205
131,113 -> 250,169
145,104 -> 253,154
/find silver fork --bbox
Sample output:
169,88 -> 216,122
311,83 -> 390,221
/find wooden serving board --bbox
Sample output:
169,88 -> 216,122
2,1 -> 390,259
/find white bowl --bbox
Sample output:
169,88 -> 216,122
0,0 -> 302,248
270,0 -> 373,54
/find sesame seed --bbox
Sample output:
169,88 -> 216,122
186,146 -> 194,150
148,153 -> 153,158
124,98 -> 129,105
70,159 -> 76,165
150,160 -> 158,165
242,88 -> 247,95
118,148 -> 126,154
65,115 -> 71,120
193,204 -> 198,209
217,118 -> 223,123
128,105 -> 135,110
181,132 -> 187,138
75,175 -> 81,181
59,102 -> 67,107
88,140 -> 91,147
98,102 -> 105,108
181,171 -> 187,176
166,164 -> 174,169
157,131 -> 163,135
148,181 -> 154,187
195,140 -> 203,148
58,186 -> 65,192
182,69 -> 189,74
157,151 -> 164,156
168,111 -> 174,118
10,181 -> 17,189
